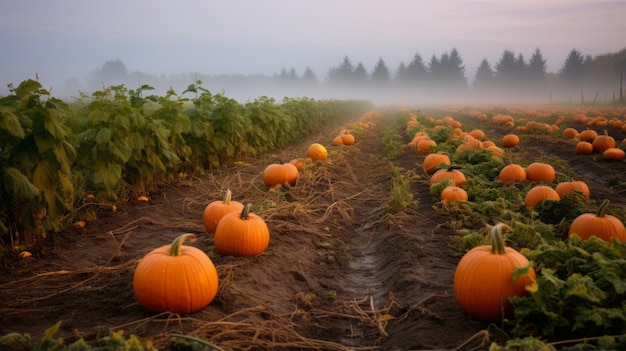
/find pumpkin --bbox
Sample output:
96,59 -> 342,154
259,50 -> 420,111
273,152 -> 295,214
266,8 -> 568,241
575,141 -> 594,155
555,180 -> 590,198
591,130 -> 616,152
441,186 -> 468,202
289,158 -> 304,171
453,222 -> 536,322
486,145 -> 504,158
569,199 -> 626,242
562,127 -> 578,139
602,147 -> 625,161
306,143 -> 328,161
498,164 -> 526,185
214,203 -> 270,256
133,234 -> 219,314
524,185 -> 560,209
430,165 -> 466,187
423,152 -> 451,174
525,162 -> 555,182
417,139 -> 437,154
202,189 -> 244,234
340,133 -> 355,146
262,158 -> 299,187
332,135 -> 344,145
455,137 -> 483,152
482,140 -> 496,148
469,129 -> 486,141
577,129 -> 598,142
501,134 -> 520,148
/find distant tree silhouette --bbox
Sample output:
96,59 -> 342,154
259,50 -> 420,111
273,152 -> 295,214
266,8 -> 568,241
473,59 -> 494,89
370,57 -> 391,84
527,48 -> 547,80
561,49 -> 591,83
86,59 -> 129,89
353,62 -> 369,83
327,56 -> 355,83
494,50 -> 519,83
403,52 -> 428,85
445,48 -> 467,87
395,62 -> 407,81
302,67 -> 318,84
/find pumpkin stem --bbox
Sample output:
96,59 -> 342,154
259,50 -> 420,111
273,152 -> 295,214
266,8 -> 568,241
489,223 -> 511,255
168,233 -> 196,256
596,199 -> 610,218
223,189 -> 233,204
240,203 -> 252,220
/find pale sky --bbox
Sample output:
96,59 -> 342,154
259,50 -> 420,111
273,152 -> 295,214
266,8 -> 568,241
1,0 -> 625,95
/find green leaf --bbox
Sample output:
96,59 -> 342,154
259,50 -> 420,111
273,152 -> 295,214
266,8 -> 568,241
2,166 -> 40,200
0,108 -> 26,138
101,163 -> 122,193
40,320 -> 62,344
95,127 -> 111,145
32,159 -> 56,190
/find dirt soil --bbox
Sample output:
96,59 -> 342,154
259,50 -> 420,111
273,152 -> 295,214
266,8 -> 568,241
1,108 -> 625,351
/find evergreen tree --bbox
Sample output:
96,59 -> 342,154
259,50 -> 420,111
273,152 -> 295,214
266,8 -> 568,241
370,57 -> 391,84
473,59 -> 494,88
527,48 -> 547,80
354,62 -> 369,83
561,49 -> 590,82
327,56 -> 355,83
446,48 -> 467,86
405,52 -> 428,84
302,67 -> 318,84
494,50 -> 518,83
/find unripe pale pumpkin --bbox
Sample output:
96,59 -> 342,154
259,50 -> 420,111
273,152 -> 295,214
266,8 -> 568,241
133,234 -> 219,314
454,223 -> 536,322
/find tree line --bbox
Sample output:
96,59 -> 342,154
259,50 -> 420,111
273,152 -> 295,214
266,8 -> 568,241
78,47 -> 626,104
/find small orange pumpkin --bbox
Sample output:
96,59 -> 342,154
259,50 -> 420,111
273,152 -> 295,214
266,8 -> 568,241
214,203 -> 270,256
133,234 -> 219,314
569,199 -> 626,242
592,130 -> 616,153
202,189 -> 245,234
501,134 -> 520,148
578,129 -> 598,142
576,141 -> 594,155
454,222 -> 536,322
555,180 -> 590,198
417,139 -> 437,154
332,135 -> 344,145
289,158 -> 304,171
423,152 -> 451,174
441,186 -> 468,202
306,143 -> 328,161
340,133 -> 355,146
430,165 -> 466,187
562,128 -> 578,139
498,164 -> 526,185
524,185 -> 560,209
525,162 -> 555,182
602,147 -> 625,161
262,158 -> 299,188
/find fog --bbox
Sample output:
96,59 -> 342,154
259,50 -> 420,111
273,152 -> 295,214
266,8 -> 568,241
2,1 -> 625,105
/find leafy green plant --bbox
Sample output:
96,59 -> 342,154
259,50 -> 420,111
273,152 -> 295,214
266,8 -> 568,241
0,79 -> 76,250
508,236 -> 626,348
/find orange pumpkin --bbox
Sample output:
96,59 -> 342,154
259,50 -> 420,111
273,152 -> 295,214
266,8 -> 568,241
486,145 -> 504,158
562,127 -> 578,139
501,134 -> 520,148
417,139 -> 437,154
454,222 -> 536,322
569,199 -> 626,242
332,135 -> 344,145
524,185 -> 560,209
423,153 -> 451,174
498,164 -> 526,185
430,165 -> 466,187
441,186 -> 468,202
469,129 -> 486,141
262,159 -> 299,187
340,133 -> 355,146
602,147 -> 625,161
578,129 -> 598,142
576,141 -> 594,155
133,234 -> 219,314
289,158 -> 304,171
591,130 -> 616,152
525,162 -> 555,182
555,180 -> 590,198
202,189 -> 244,234
306,143 -> 328,161
214,203 -> 270,256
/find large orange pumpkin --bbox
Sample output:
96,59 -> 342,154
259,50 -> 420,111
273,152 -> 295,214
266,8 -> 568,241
133,234 -> 219,314
525,162 -> 555,182
423,153 -> 451,174
498,164 -> 526,185
454,223 -> 536,322
569,199 -> 626,242
576,141 -> 594,155
214,203 -> 270,256
591,130 -> 616,153
602,147 -> 625,161
340,132 -> 355,146
202,189 -> 244,234
417,139 -> 437,154
430,165 -> 466,187
578,129 -> 598,142
306,143 -> 328,161
524,185 -> 560,209
262,159 -> 299,187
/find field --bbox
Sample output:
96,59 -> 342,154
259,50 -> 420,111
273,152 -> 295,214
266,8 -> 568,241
1,103 -> 626,350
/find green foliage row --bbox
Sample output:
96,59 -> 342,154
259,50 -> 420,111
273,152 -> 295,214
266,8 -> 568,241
0,79 -> 373,254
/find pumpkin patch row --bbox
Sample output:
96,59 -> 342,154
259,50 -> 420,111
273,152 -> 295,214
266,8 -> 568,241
403,107 -> 626,329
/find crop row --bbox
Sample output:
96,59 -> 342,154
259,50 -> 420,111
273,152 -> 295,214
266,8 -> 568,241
0,79 -> 372,255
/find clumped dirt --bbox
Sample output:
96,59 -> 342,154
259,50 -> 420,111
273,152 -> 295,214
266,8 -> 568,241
1,108 -> 625,351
